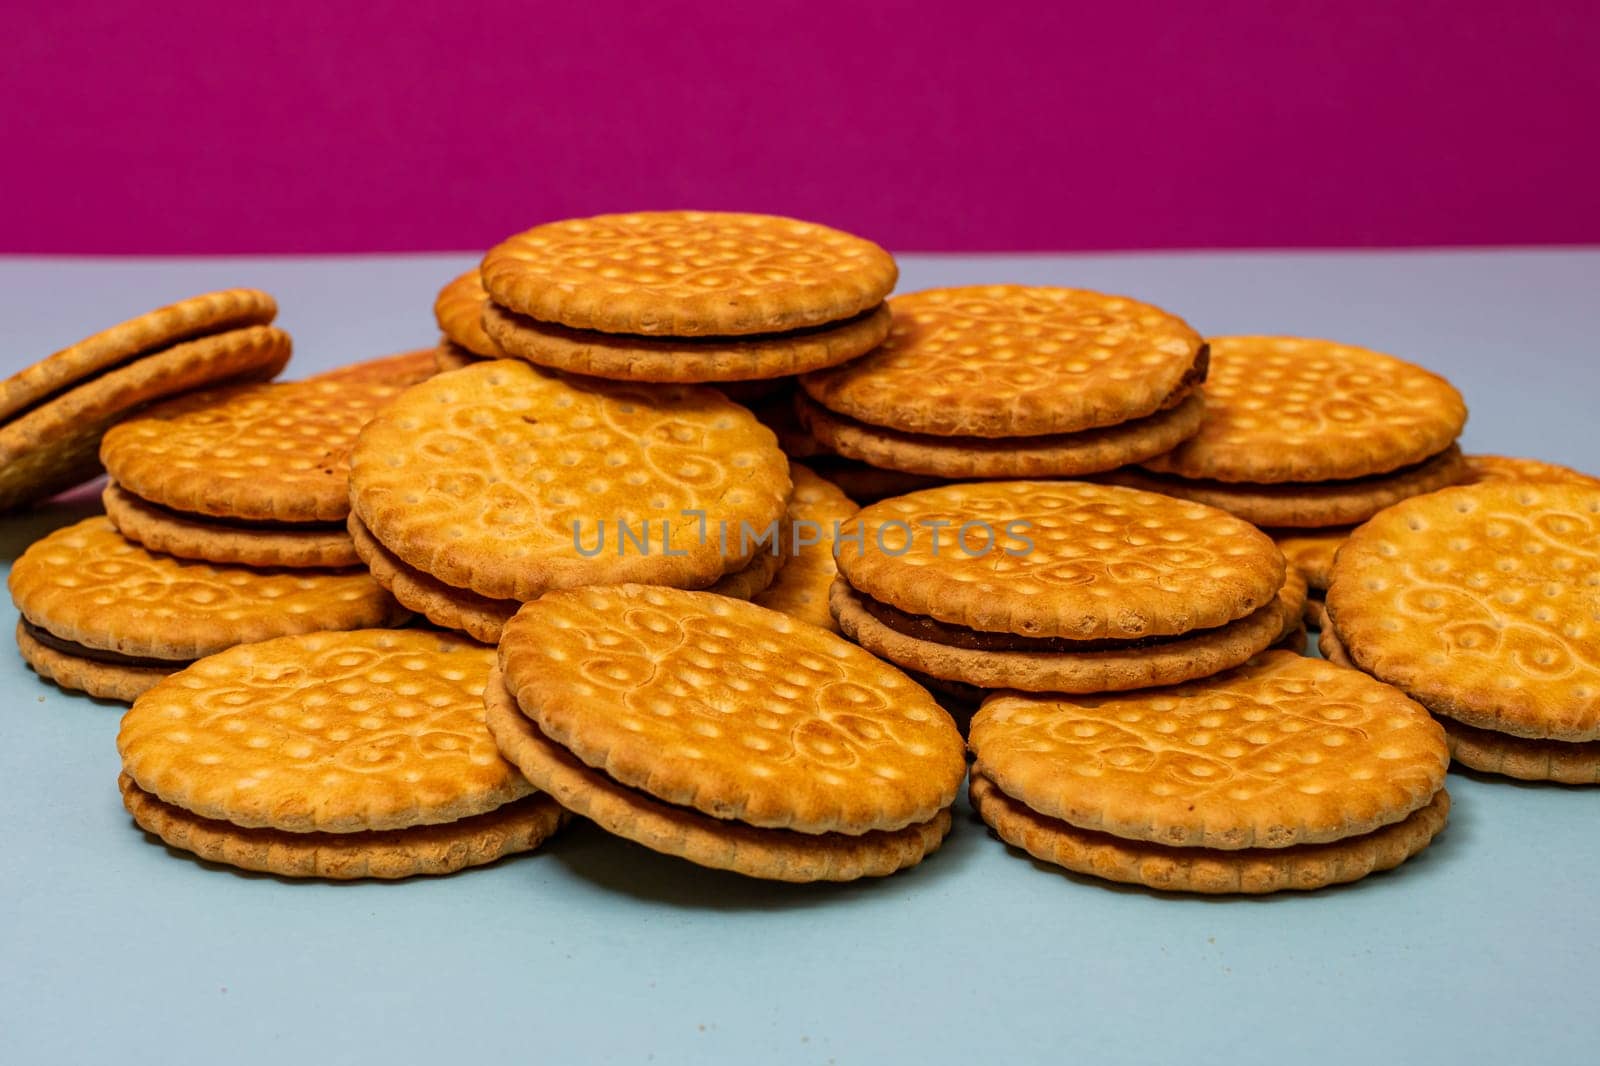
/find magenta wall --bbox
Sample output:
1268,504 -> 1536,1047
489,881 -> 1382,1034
6,1 -> 1597,254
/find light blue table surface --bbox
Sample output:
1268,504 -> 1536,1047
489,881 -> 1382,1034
2,251 -> 1596,1066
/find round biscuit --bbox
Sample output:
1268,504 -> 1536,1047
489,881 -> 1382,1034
104,482 -> 359,569
970,774 -> 1449,894
1326,482 -> 1600,742
800,285 -> 1203,438
348,360 -> 792,601
485,674 -> 951,882
969,651 -> 1449,849
118,629 -> 535,833
835,481 -> 1285,639
481,212 -> 897,337
1142,336 -> 1467,482
498,585 -> 967,835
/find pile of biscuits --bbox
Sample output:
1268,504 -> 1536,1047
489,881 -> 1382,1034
3,209 -> 1594,895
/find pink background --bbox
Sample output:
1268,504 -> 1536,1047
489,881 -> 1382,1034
5,1 -> 1597,254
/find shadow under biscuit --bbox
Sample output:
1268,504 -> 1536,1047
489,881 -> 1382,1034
540,797 -> 987,913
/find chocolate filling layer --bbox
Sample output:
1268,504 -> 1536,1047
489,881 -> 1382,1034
853,588 -> 1233,653
21,619 -> 191,670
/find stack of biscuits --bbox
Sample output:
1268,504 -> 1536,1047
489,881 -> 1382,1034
7,294 -> 413,703
9,207 -> 1596,897
829,481 -> 1304,701
0,290 -> 290,513
797,285 -> 1209,481
1323,482 -> 1600,784
1107,336 -> 1469,628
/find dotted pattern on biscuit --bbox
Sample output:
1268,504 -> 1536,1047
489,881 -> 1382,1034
498,585 -> 968,835
969,651 -> 1448,849
481,211 -> 898,337
102,377 -> 407,522
348,360 -> 792,601
1460,453 -> 1600,488
1142,336 -> 1466,482
305,350 -> 438,387
485,674 -> 951,882
8,517 -> 408,659
835,481 -> 1285,639
118,629 -> 534,833
1327,482 -> 1600,741
800,285 -> 1202,438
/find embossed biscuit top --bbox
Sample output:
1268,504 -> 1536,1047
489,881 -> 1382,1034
499,586 -> 967,834
349,360 -> 792,601
0,289 -> 277,424
8,518 -> 407,658
118,629 -> 532,832
1327,483 -> 1600,741
433,271 -> 500,357
835,481 -> 1285,639
970,651 -> 1448,849
1142,336 -> 1466,482
800,285 -> 1203,437
480,212 -> 897,337
1461,454 -> 1600,488
102,378 -> 409,522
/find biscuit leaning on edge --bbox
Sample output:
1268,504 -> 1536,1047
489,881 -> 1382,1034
486,586 -> 967,882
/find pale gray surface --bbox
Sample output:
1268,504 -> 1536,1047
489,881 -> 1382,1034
1,252 -> 1597,1066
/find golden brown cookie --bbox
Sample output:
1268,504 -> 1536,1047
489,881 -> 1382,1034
830,574 -> 1295,693
805,459 -> 944,503
1460,454 -> 1600,488
9,518 -> 409,699
0,325 -> 292,513
348,513 -> 514,644
752,464 -> 859,631
481,211 -> 897,337
1141,336 -> 1466,482
481,301 -> 891,384
795,391 -> 1205,478
433,271 -> 501,357
104,482 -> 359,569
1276,566 -> 1309,639
349,360 -> 792,602
836,481 -> 1284,639
1106,445 -> 1466,528
305,349 -> 438,387
800,285 -> 1204,438
970,651 -> 1448,848
0,289 -> 277,423
1317,621 -> 1352,666
970,773 -> 1449,894
1327,482 -> 1600,742
120,775 -> 566,879
119,629 -> 532,830
1439,719 -> 1600,785
485,676 -> 952,882
498,586 -> 967,835
1271,525 -> 1355,590
1304,597 -> 1329,632
102,376 -> 409,523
